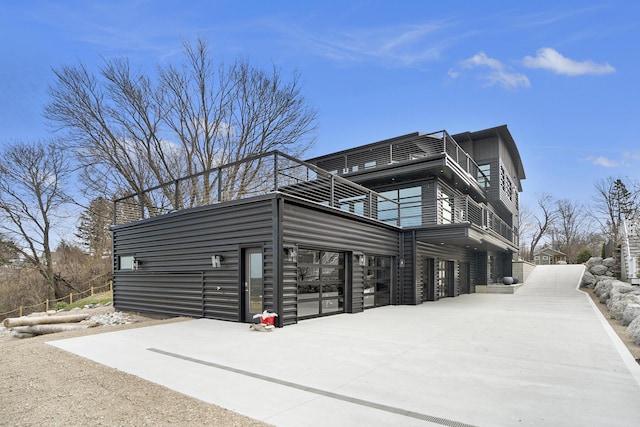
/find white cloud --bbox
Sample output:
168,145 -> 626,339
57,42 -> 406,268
452,52 -> 530,90
623,151 -> 640,161
523,48 -> 615,76
585,156 -> 620,168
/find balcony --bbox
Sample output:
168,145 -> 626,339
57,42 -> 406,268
311,131 -> 488,197
428,195 -> 518,249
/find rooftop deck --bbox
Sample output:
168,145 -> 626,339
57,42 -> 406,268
113,151 -> 401,226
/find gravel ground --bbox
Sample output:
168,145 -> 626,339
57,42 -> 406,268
0,307 -> 271,427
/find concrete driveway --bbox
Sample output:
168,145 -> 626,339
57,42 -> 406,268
50,265 -> 640,426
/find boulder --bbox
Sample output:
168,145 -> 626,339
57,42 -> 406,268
609,293 -> 637,321
589,264 -> 609,276
622,303 -> 640,326
603,257 -> 617,267
586,257 -> 603,268
598,280 -> 633,304
595,278 -> 615,302
627,315 -> 640,346
581,271 -> 597,288
594,277 -> 612,294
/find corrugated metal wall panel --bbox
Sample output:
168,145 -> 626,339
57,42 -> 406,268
402,232 -> 417,305
283,204 -> 399,254
113,198 -> 275,321
113,272 -> 204,317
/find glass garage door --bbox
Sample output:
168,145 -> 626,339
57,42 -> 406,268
297,249 -> 345,319
363,255 -> 391,308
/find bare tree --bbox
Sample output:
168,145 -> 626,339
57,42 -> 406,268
46,38 -> 317,211
0,140 -> 73,301
592,177 -> 639,245
517,203 -> 534,260
528,194 -> 556,260
553,199 -> 589,262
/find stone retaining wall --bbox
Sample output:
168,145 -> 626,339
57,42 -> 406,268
580,257 -> 640,345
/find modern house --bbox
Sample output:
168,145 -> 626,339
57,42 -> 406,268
533,247 -> 567,265
111,125 -> 525,326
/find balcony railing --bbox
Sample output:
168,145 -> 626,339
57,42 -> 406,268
113,151 -> 400,226
435,196 -> 518,246
313,130 -> 487,190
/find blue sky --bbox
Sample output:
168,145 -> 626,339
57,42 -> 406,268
1,0 -> 638,213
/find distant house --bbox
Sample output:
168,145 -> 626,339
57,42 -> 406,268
533,248 -> 567,265
111,124 -> 525,326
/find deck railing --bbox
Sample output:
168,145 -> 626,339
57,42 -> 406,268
114,151 -> 400,226
313,130 -> 487,189
435,196 -> 517,246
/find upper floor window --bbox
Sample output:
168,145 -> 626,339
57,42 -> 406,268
478,164 -> 490,189
500,165 -> 514,201
377,186 -> 422,226
364,161 -> 377,169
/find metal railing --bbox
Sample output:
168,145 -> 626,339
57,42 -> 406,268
312,130 -> 487,189
114,151 -> 401,226
435,195 -> 517,246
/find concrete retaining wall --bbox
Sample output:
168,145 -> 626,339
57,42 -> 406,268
513,260 -> 536,283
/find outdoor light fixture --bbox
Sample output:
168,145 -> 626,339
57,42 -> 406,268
132,257 -> 142,270
283,245 -> 298,262
354,252 -> 366,267
211,254 -> 224,268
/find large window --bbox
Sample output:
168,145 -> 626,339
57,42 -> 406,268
500,165 -> 514,201
297,249 -> 345,319
478,164 -> 490,189
363,255 -> 391,308
439,188 -> 453,224
377,186 -> 422,226
436,260 -> 454,298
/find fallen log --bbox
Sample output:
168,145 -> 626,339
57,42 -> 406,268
3,313 -> 90,328
11,322 -> 99,336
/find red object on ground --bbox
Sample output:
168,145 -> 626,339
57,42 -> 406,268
260,316 -> 275,326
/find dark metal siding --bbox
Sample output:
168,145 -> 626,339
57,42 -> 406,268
401,231 -> 417,305
282,201 -> 400,326
114,272 -> 204,317
112,197 -> 276,321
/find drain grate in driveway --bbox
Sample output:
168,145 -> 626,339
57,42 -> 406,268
148,347 -> 477,427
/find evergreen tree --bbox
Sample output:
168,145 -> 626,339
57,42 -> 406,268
76,197 -> 113,257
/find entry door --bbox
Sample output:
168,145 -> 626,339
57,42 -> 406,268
422,257 -> 435,302
244,248 -> 263,321
460,262 -> 470,294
